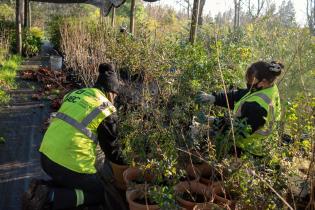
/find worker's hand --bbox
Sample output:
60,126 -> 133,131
195,91 -> 215,104
195,112 -> 216,124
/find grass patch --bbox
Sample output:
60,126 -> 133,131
0,55 -> 22,105
0,90 -> 10,104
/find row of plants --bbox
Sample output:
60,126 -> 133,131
1,3 -> 45,57
51,8 -> 315,209
0,3 -> 44,106
0,55 -> 22,105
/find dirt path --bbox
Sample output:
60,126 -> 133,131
0,44 -> 53,210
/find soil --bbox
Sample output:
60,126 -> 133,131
179,175 -> 196,182
181,192 -> 209,203
134,197 -> 157,205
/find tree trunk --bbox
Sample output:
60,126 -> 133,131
234,0 -> 241,30
130,0 -> 136,34
111,7 -> 115,27
237,0 -> 241,27
24,0 -> 31,28
190,0 -> 200,44
198,0 -> 206,25
307,0 -> 315,35
16,0 -> 23,54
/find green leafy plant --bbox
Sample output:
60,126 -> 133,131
0,55 -> 22,105
55,7 -> 315,208
23,27 -> 44,57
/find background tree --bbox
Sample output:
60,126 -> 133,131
198,0 -> 206,25
278,0 -> 296,27
190,0 -> 200,44
246,0 -> 265,20
215,9 -> 233,26
130,0 -> 136,33
234,0 -> 241,29
176,0 -> 192,19
307,0 -> 315,35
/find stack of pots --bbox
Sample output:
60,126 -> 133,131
123,163 -> 234,210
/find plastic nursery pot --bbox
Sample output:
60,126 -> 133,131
110,161 -> 129,190
174,181 -> 216,210
126,190 -> 160,210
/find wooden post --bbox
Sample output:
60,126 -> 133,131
189,0 -> 200,44
130,0 -> 136,34
16,0 -> 23,54
24,0 -> 31,28
111,7 -> 116,27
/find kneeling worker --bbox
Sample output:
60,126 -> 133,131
24,63 -> 122,210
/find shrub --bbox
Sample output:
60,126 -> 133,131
23,27 -> 44,57
0,55 -> 22,105
56,11 -> 314,208
0,3 -> 15,59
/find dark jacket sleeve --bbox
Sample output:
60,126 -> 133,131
239,101 -> 267,133
97,113 -> 124,164
213,88 -> 249,109
213,101 -> 267,136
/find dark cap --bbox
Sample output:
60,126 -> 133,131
94,63 -> 119,94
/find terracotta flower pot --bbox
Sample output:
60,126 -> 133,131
199,180 -> 225,195
186,162 -> 213,180
123,167 -> 143,186
213,195 -> 234,209
174,181 -> 216,210
193,202 -> 223,210
126,190 -> 160,210
110,161 -> 129,190
123,167 -> 154,187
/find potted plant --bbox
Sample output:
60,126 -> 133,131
174,181 -> 215,210
124,158 -> 183,210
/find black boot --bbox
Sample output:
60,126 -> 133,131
22,179 -> 50,210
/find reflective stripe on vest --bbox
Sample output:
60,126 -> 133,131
40,88 -> 116,174
81,101 -> 112,126
52,101 -> 114,144
235,92 -> 274,136
231,85 -> 281,156
53,112 -> 98,143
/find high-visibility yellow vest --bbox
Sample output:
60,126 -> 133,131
233,85 -> 281,156
39,88 -> 116,174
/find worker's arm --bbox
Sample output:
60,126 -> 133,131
239,102 -> 267,133
97,113 -> 125,164
213,101 -> 267,136
213,88 -> 249,109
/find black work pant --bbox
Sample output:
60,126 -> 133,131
40,153 -> 104,209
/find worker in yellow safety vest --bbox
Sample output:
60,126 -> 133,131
23,63 -> 127,210
195,61 -> 283,157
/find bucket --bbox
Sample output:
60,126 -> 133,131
49,55 -> 62,71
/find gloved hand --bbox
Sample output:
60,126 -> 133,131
195,112 -> 215,124
195,91 -> 215,104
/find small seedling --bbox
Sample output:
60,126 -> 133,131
0,136 -> 6,144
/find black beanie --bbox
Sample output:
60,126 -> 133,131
94,63 -> 119,94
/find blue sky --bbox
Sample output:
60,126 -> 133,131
144,0 -> 307,25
